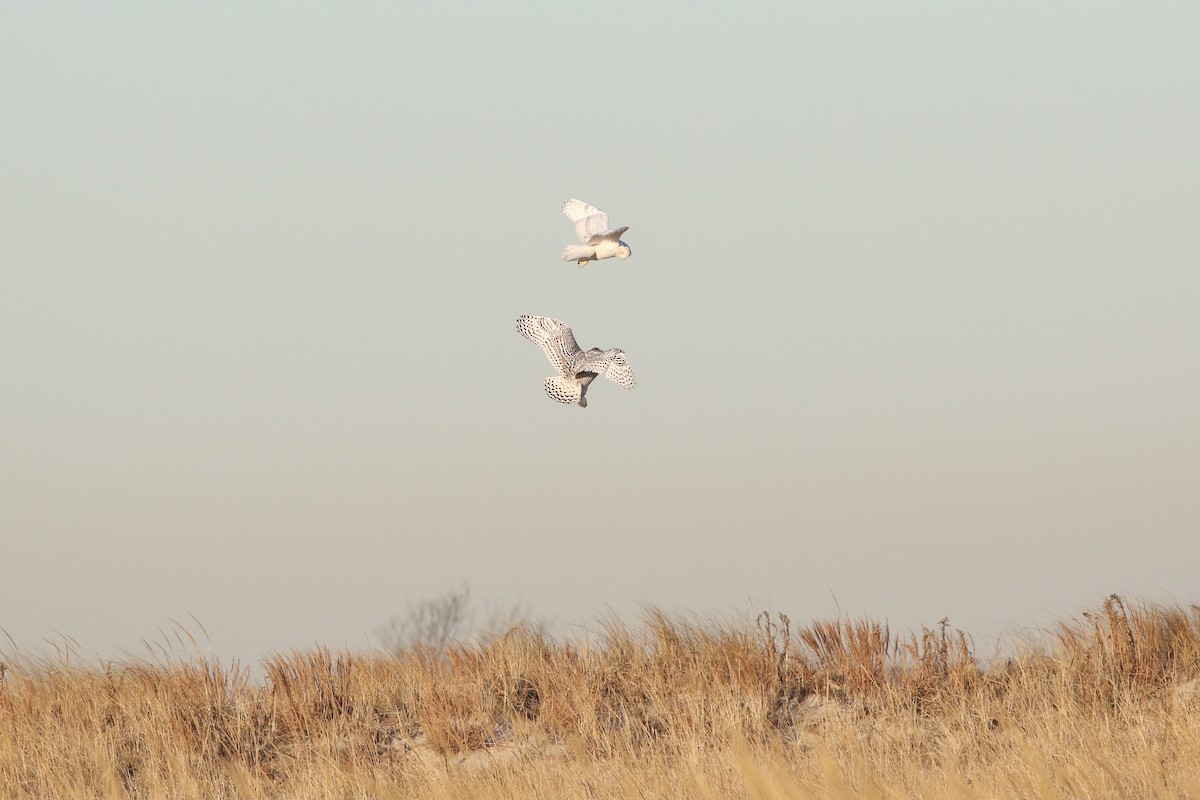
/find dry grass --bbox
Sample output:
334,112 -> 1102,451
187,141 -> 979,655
3,595 -> 1200,798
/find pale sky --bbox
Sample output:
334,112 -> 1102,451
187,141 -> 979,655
3,3 -> 1198,663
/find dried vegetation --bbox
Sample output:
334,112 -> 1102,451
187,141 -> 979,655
3,595 -> 1200,798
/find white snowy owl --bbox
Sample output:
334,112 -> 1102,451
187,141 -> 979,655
560,198 -> 632,267
516,315 -> 636,407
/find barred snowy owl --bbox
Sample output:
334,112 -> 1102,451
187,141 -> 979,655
560,198 -> 632,267
516,315 -> 636,408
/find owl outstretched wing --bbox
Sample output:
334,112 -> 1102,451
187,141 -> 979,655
516,315 -> 583,377
578,348 -> 637,389
562,198 -> 612,243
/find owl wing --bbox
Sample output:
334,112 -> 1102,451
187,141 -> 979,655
579,348 -> 637,389
517,315 -> 583,377
588,225 -> 629,245
562,198 -> 611,243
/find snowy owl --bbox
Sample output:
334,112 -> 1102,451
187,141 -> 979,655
560,198 -> 632,267
516,315 -> 636,407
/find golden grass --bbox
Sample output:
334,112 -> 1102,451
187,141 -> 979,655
3,595 -> 1200,799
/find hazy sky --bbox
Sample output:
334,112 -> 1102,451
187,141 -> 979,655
3,3 -> 1198,663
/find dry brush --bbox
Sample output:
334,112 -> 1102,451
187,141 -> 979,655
2,595 -> 1200,799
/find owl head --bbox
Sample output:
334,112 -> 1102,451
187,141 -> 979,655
616,242 -> 632,259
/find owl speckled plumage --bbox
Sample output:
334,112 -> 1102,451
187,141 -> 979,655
516,315 -> 636,407
560,199 -> 632,267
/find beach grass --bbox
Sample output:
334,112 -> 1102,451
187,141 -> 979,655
3,595 -> 1199,798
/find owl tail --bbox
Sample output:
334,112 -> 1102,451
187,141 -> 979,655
561,244 -> 592,264
543,376 -> 584,406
